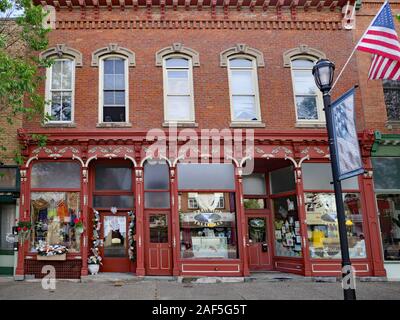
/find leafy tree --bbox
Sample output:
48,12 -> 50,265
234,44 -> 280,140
0,0 -> 50,164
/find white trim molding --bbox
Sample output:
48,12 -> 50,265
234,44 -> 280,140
91,43 -> 136,67
40,44 -> 83,67
155,43 -> 200,67
283,44 -> 326,67
220,44 -> 264,68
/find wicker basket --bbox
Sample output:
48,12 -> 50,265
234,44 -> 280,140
37,253 -> 67,261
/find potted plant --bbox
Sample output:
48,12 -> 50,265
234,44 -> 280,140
87,248 -> 102,275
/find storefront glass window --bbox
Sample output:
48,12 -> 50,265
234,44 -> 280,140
144,161 -> 169,190
95,165 -> 132,190
30,192 -> 81,252
0,204 -> 16,250
243,173 -> 266,195
272,195 -> 302,257
270,166 -> 295,194
372,158 -> 400,190
177,163 -> 235,190
93,195 -> 134,208
179,192 -> 238,259
376,194 -> 400,261
145,192 -> 170,209
244,199 -> 266,209
302,163 -> 359,190
305,193 -> 366,259
31,162 -> 80,189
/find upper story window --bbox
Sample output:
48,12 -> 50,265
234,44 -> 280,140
40,45 -> 83,125
45,59 -> 75,122
163,56 -> 195,122
228,57 -> 261,123
383,80 -> 400,121
100,56 -> 128,123
290,58 -> 324,122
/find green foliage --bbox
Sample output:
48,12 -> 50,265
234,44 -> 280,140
0,0 -> 50,162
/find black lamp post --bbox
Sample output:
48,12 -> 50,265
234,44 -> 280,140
312,59 -> 357,301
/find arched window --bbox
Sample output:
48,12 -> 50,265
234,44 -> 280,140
227,56 -> 261,123
41,45 -> 82,124
45,58 -> 75,122
99,55 -> 129,123
290,57 -> 324,123
163,55 -> 195,123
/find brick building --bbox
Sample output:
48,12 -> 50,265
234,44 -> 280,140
14,0 -> 389,279
355,0 -> 400,281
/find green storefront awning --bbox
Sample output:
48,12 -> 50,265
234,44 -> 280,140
372,131 -> 400,157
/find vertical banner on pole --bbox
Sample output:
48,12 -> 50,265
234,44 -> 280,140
331,88 -> 364,180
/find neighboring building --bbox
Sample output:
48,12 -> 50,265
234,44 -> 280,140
355,0 -> 400,281
15,0 -> 386,279
0,19 -> 21,277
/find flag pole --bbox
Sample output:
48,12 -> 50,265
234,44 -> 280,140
329,0 -> 388,93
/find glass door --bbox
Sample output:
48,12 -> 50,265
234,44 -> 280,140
145,212 -> 172,275
247,216 -> 273,271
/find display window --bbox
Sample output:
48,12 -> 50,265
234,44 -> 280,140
177,163 -> 238,260
179,192 -> 238,259
302,163 -> 365,259
372,156 -> 400,262
30,161 -> 82,253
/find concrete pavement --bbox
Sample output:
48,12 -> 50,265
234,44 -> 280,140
0,275 -> 399,300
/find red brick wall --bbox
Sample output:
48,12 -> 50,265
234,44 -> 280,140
23,6 -> 364,132
355,0 -> 400,134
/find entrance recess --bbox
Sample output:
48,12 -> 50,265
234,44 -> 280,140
247,216 -> 273,271
100,211 -> 131,272
145,212 -> 172,275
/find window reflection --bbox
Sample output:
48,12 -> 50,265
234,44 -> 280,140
149,215 -> 168,243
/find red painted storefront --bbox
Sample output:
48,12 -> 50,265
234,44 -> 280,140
15,129 -> 386,278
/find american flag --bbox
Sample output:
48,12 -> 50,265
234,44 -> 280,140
356,1 -> 400,80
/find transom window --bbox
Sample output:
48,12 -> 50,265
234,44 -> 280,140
163,56 -> 195,122
383,80 -> 400,121
46,59 -> 74,122
100,56 -> 128,123
291,58 -> 324,122
228,57 -> 261,122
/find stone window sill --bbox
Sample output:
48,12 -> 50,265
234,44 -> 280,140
229,122 -> 266,128
162,121 -> 198,128
295,122 -> 326,128
42,122 -> 77,128
386,120 -> 400,130
96,122 -> 132,128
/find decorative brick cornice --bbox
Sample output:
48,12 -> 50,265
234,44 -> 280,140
54,19 -> 343,31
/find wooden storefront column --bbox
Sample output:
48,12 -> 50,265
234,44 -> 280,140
15,166 -> 29,279
360,159 -> 386,277
81,166 -> 89,276
135,167 -> 145,276
170,167 -> 180,276
294,166 -> 312,276
236,167 -> 250,276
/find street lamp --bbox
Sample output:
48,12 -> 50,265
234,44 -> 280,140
312,59 -> 357,301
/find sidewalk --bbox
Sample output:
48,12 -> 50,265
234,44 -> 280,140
0,273 -> 399,300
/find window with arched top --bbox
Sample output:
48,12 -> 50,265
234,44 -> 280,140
163,55 -> 195,123
45,58 -> 75,122
290,57 -> 324,123
99,55 -> 129,123
227,56 -> 261,123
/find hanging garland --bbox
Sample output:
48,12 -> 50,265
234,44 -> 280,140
128,211 -> 136,261
88,209 -> 102,265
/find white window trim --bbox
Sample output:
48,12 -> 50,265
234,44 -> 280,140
227,55 -> 262,124
290,56 -> 325,124
162,54 -> 195,123
45,58 -> 75,123
98,54 -> 130,124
